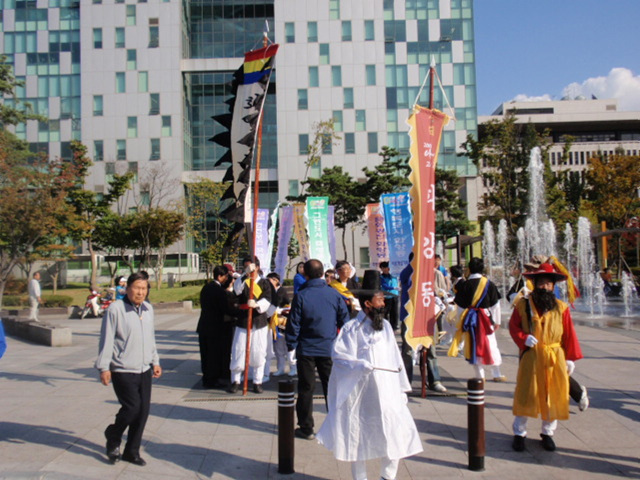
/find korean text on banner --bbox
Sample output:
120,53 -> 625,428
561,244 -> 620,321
306,197 -> 333,271
366,203 -> 388,270
381,192 -> 413,277
404,106 -> 449,351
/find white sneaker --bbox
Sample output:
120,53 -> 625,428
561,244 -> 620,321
288,365 -> 297,377
431,382 -> 447,393
579,386 -> 589,411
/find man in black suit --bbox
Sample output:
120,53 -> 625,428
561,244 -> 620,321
197,265 -> 235,388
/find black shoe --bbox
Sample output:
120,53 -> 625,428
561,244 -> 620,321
122,452 -> 147,466
105,431 -> 121,464
227,382 -> 240,393
294,428 -> 315,440
540,434 -> 556,451
253,383 -> 263,394
512,435 -> 525,452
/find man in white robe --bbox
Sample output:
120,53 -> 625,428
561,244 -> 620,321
317,290 -> 423,480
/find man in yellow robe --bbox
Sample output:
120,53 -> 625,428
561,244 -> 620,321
509,263 -> 583,452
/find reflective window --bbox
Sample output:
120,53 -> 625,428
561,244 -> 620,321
285,22 -> 295,43
319,44 -> 330,64
308,66 -> 319,87
299,134 -> 309,155
150,138 -> 160,160
344,133 -> 355,154
149,93 -> 160,115
365,65 -> 376,85
344,87 -> 354,108
127,49 -> 137,70
93,28 -> 102,49
356,110 -> 366,131
149,26 -> 159,48
138,71 -> 148,92
298,89 -> 308,110
341,21 -> 351,41
332,111 -> 343,132
93,95 -> 103,116
368,132 -> 378,153
307,21 -> 318,42
331,66 -> 342,87
94,140 -> 103,161
116,139 -> 127,160
115,27 -> 125,48
126,5 -> 136,26
364,20 -> 374,41
127,116 -> 137,138
115,72 -> 125,93
162,115 -> 172,137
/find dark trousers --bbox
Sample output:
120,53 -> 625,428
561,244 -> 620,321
384,296 -> 399,330
569,375 -> 583,403
199,329 -> 233,386
401,321 -> 440,386
105,369 -> 152,456
296,355 -> 332,435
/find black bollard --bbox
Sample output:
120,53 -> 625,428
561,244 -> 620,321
467,378 -> 485,471
278,380 -> 295,474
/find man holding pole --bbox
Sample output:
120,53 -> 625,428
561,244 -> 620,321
228,258 -> 273,394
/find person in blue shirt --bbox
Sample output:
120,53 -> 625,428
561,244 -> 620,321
0,320 -> 7,359
293,262 -> 306,295
379,261 -> 399,330
286,259 -> 349,440
115,276 -> 127,301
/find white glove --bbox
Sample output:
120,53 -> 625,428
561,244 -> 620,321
245,263 -> 256,274
247,299 -> 257,309
524,335 -> 538,348
566,360 -> 575,375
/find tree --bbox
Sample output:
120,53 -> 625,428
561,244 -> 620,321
130,208 -> 185,289
435,167 -> 471,238
66,141 -> 133,290
289,166 -> 365,261
298,119 -> 341,196
360,146 -> 412,203
462,114 -> 548,236
93,212 -> 140,281
0,57 -> 76,307
584,151 -> 640,229
0,137 -> 78,307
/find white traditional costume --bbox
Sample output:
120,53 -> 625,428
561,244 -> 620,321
317,311 -> 422,479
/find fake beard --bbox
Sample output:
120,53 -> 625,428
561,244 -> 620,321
370,307 -> 385,331
531,289 -> 557,314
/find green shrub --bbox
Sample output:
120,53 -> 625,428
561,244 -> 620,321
180,279 -> 207,287
3,295 -> 27,306
182,293 -> 200,308
42,295 -> 74,308
282,279 -> 294,286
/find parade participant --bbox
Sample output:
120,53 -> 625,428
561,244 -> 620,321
324,268 -> 336,284
509,263 -> 583,452
449,265 -> 466,294
96,272 -> 162,466
435,254 -> 451,291
379,261 -> 399,330
329,260 -> 361,316
449,257 -> 507,382
228,258 -> 273,394
317,290 -> 423,480
399,256 -> 447,393
266,272 -> 296,377
28,272 -> 42,321
286,259 -> 349,440
197,265 -> 235,388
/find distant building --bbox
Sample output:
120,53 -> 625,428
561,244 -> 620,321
481,98 -> 640,177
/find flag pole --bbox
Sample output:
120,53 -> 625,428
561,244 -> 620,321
242,30 -> 269,396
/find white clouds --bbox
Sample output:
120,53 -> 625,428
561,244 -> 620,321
511,68 -> 640,111
512,93 -> 554,103
561,68 -> 640,111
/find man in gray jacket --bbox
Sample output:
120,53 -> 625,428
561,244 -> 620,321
95,272 -> 162,466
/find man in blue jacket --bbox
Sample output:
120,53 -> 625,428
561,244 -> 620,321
286,259 -> 349,440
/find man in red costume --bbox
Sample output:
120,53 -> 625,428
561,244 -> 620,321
509,263 -> 583,452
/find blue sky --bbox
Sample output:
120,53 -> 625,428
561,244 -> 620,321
473,1 -> 640,115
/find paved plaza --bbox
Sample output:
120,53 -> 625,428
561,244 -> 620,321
0,306 -> 639,479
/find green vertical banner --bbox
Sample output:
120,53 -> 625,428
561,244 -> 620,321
306,196 -> 332,271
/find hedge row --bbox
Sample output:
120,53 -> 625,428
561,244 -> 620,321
2,295 -> 74,308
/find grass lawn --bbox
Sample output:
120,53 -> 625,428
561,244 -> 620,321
44,284 -> 203,307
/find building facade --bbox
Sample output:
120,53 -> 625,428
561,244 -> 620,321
1,0 -> 479,269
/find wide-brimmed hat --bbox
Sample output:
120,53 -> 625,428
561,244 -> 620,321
522,263 -> 567,283
523,255 -> 550,271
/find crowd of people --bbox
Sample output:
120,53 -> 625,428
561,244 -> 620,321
92,254 -> 587,477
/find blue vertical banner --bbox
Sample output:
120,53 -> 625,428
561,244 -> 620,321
328,205 -> 337,267
274,206 -> 294,280
306,197 -> 332,271
381,192 -> 413,276
254,208 -> 270,270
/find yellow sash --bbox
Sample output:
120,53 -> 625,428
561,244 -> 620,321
329,279 -> 354,298
447,277 -> 488,359
244,278 -> 263,299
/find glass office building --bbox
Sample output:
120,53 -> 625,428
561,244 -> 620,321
0,0 -> 478,261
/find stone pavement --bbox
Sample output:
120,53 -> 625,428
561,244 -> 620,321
0,308 -> 639,480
